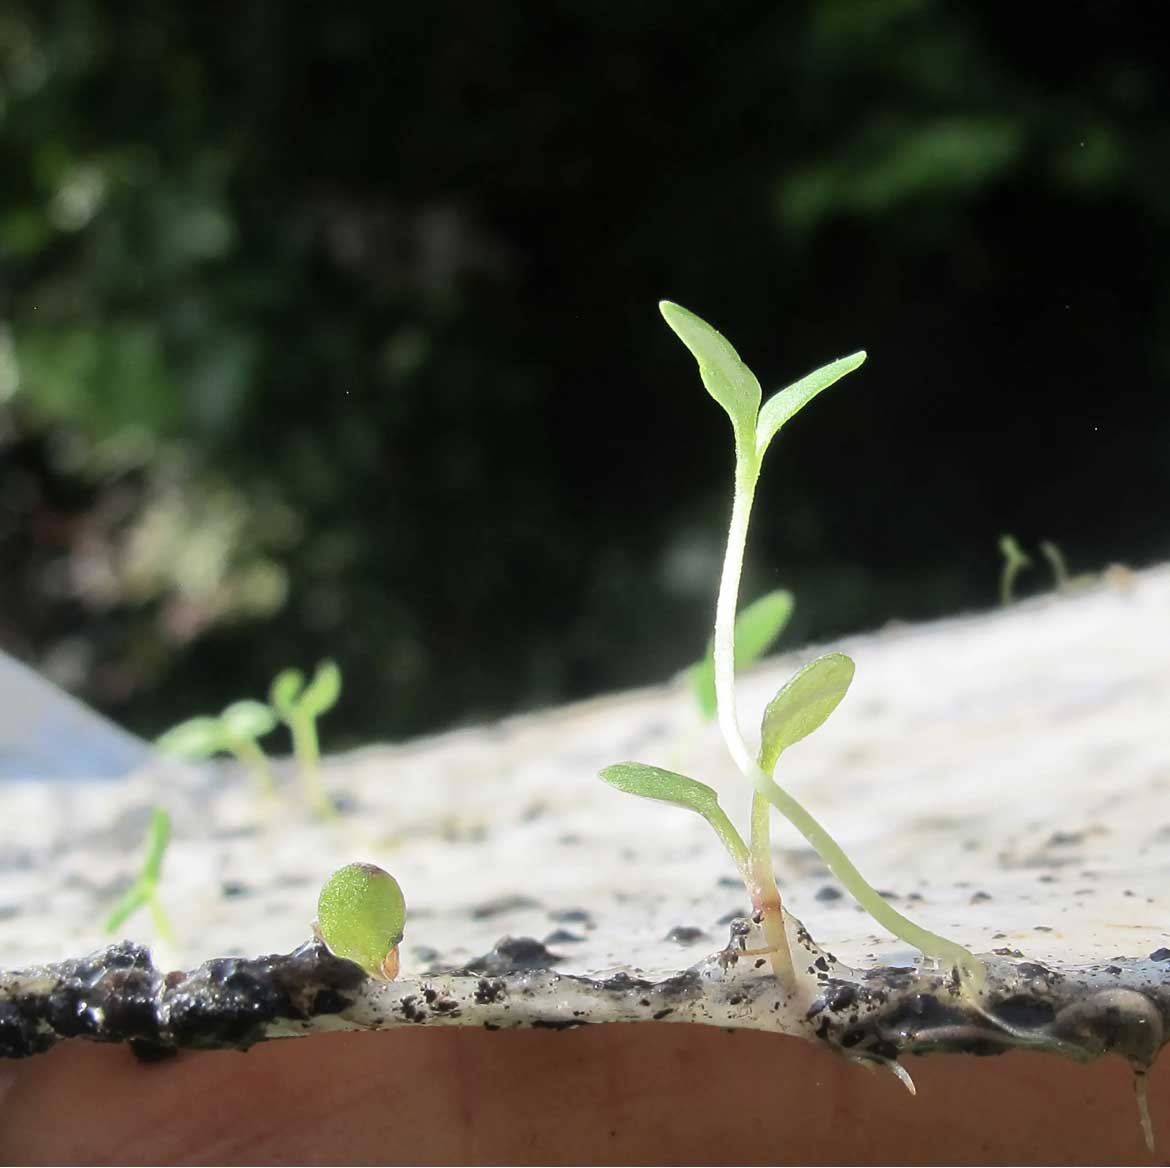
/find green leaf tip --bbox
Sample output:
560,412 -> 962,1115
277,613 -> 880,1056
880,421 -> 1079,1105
659,301 -> 762,447
220,700 -> 278,741
759,652 -> 855,775
600,761 -> 721,816
301,660 -> 342,717
691,589 -> 794,720
270,668 -> 305,716
316,862 -> 406,981
156,716 -> 223,758
756,351 -> 866,459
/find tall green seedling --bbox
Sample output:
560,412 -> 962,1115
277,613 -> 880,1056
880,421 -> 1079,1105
104,807 -> 175,945
601,302 -> 984,992
270,660 -> 342,818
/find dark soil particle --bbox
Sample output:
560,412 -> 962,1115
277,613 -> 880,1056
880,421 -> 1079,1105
595,971 -> 655,994
1149,948 -> 1170,962
471,894 -> 542,919
547,908 -> 594,927
664,926 -> 708,945
992,996 -> 1056,1028
475,979 -> 506,1005
543,929 -> 585,945
465,937 -> 562,976
653,1008 -> 674,1020
531,1018 -> 586,1030
815,886 -> 843,901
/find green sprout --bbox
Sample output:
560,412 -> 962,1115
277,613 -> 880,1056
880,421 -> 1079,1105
315,862 -> 406,980
999,534 -> 1032,605
601,302 -> 984,992
104,807 -> 175,945
156,701 -> 278,797
689,589 -> 793,720
270,661 -> 342,818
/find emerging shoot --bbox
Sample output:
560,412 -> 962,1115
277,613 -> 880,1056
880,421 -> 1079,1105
601,302 -> 985,992
157,701 -> 278,797
270,661 -> 342,817
315,862 -> 406,980
999,534 -> 1032,605
104,807 -> 175,945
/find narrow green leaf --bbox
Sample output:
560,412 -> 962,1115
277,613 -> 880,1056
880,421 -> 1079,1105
688,656 -> 717,721
156,716 -> 224,758
756,352 -> 866,460
301,660 -> 342,718
221,700 -> 278,741
759,652 -> 855,774
660,301 -> 762,448
104,883 -> 149,934
599,762 -> 721,817
270,668 -> 305,718
732,589 -> 794,669
142,807 -> 171,886
690,590 -> 794,721
317,862 -> 407,979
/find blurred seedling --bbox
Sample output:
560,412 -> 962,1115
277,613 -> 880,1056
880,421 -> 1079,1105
157,701 -> 278,797
999,534 -> 1032,605
601,302 -> 984,993
104,807 -> 175,945
314,862 -> 406,980
271,660 -> 342,818
689,589 -> 793,720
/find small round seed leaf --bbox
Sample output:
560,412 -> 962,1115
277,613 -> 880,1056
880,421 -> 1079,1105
599,762 -> 721,817
660,301 -> 761,448
156,716 -> 225,758
221,700 -> 278,741
759,652 -> 855,775
317,862 -> 406,980
301,660 -> 342,718
270,668 -> 305,717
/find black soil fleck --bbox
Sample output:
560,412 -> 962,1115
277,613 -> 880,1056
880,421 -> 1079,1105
465,936 -> 562,975
471,894 -> 542,919
664,926 -> 708,945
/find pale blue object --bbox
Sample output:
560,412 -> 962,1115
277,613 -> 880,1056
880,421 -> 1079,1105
0,650 -> 148,780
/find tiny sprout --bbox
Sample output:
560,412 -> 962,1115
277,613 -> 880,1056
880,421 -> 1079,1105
104,807 -> 175,945
270,661 -> 342,817
689,589 -> 794,720
999,534 -> 1032,605
157,700 -> 278,797
316,862 -> 406,980
600,302 -> 984,992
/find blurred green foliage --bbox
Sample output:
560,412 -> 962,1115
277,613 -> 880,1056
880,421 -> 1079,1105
1,1 -> 1168,744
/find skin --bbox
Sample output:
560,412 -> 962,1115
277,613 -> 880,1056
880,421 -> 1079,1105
0,1024 -> 1165,1165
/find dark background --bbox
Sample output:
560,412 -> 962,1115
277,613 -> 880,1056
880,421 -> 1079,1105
1,1 -> 1167,746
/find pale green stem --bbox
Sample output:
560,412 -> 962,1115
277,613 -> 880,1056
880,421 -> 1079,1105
291,714 -> 335,818
228,736 -> 276,797
699,805 -> 752,882
148,892 -> 176,946
712,452 -> 795,983
749,789 -> 794,983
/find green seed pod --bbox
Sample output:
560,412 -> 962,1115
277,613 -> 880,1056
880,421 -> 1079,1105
316,862 -> 406,980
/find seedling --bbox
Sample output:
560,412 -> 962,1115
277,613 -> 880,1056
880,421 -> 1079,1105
998,534 -> 1032,605
601,302 -> 984,991
156,701 -> 278,797
270,661 -> 342,817
315,862 -> 406,980
104,806 -> 175,945
689,589 -> 793,720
